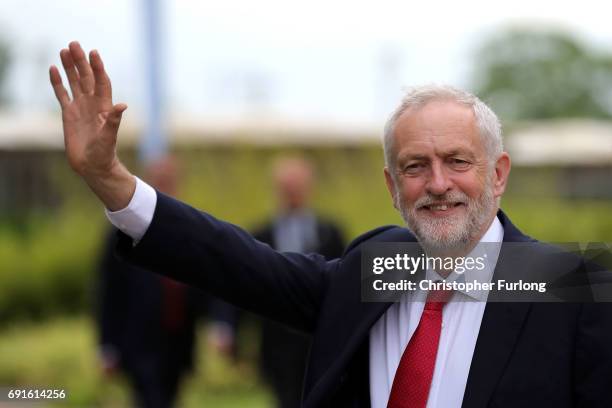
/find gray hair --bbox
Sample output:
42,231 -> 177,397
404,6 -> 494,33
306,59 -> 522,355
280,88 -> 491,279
383,84 -> 503,170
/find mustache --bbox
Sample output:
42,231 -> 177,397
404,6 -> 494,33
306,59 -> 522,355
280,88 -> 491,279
413,191 -> 470,209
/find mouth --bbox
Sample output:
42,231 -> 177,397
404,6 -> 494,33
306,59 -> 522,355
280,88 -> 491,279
418,202 -> 465,216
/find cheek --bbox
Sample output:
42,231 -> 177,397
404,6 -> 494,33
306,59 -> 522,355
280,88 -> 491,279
453,172 -> 488,198
398,179 -> 426,204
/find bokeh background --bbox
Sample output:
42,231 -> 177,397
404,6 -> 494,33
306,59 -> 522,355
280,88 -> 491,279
0,0 -> 611,406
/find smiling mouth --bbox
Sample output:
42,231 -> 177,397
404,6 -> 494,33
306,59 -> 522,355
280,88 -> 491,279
420,202 -> 465,212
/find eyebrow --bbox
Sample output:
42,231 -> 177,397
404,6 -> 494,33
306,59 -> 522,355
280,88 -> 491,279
400,154 -> 429,162
398,149 -> 476,163
444,149 -> 475,159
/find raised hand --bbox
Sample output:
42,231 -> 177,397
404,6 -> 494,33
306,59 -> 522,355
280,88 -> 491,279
50,42 -> 135,210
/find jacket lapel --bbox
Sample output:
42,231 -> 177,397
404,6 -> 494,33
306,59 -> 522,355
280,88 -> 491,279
461,301 -> 531,407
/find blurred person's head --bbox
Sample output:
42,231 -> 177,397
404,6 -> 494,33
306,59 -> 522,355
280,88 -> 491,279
273,156 -> 314,212
382,85 -> 511,254
144,155 -> 179,196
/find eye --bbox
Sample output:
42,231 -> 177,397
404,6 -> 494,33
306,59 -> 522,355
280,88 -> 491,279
400,162 -> 426,175
448,158 -> 471,170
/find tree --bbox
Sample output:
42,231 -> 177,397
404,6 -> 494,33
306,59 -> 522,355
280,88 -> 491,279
470,28 -> 612,121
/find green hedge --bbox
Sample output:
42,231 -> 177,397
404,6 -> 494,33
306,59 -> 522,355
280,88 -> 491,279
0,210 -> 103,322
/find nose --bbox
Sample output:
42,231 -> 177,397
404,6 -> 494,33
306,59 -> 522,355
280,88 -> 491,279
425,161 -> 453,195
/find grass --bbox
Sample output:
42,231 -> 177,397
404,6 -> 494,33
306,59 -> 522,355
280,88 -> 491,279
0,317 -> 273,408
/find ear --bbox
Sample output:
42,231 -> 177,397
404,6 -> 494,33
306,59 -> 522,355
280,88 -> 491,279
492,152 -> 511,198
384,167 -> 399,210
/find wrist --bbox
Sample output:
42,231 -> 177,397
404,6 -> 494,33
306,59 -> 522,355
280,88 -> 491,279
84,160 -> 136,211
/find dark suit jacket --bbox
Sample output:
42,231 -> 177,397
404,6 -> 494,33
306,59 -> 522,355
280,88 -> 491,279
116,192 -> 612,408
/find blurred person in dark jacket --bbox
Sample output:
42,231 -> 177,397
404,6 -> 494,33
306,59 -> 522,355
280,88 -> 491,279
252,157 -> 345,408
96,156 -> 202,408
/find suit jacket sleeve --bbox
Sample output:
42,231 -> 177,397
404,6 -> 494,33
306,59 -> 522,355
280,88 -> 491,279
115,192 -> 336,333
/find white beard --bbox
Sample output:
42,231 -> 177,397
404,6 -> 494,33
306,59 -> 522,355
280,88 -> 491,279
398,181 -> 496,254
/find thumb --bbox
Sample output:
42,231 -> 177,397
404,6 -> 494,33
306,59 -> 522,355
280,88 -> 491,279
104,103 -> 127,137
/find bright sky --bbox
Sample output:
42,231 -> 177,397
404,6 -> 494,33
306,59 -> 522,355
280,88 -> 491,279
2,0 -> 612,124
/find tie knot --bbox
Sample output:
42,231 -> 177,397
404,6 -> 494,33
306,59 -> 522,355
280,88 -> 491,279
425,289 -> 453,311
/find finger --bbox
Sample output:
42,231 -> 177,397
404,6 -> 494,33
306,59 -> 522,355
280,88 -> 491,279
103,103 -> 128,139
90,49 -> 113,100
69,41 -> 95,94
60,48 -> 82,98
49,65 -> 70,108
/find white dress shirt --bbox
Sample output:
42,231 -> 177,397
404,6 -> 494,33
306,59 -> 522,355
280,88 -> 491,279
107,177 -> 504,408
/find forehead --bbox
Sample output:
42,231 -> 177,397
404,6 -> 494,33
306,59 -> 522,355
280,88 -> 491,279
392,100 -> 483,160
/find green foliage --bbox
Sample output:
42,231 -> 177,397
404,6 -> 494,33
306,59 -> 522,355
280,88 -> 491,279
471,28 -> 612,120
503,197 -> 612,242
0,209 -> 104,322
0,317 -> 272,407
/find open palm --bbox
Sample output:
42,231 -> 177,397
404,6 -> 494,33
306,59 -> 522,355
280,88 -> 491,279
49,42 -> 127,177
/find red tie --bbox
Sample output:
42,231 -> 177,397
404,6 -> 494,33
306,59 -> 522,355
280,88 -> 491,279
387,289 -> 453,408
